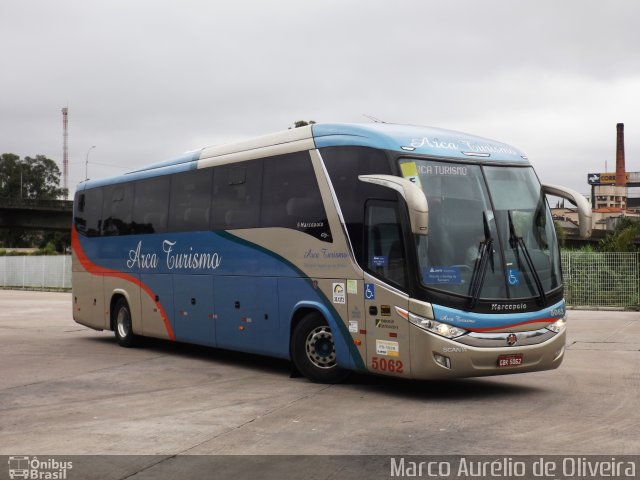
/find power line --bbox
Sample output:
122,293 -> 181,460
69,160 -> 128,169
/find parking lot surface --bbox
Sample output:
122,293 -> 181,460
0,290 -> 638,456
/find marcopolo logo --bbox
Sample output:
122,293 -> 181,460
8,456 -> 73,479
491,303 -> 527,311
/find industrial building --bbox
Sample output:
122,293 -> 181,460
553,123 -> 639,234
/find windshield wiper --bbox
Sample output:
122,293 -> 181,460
508,210 -> 546,305
468,212 -> 494,309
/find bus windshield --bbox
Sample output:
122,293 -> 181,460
400,159 -> 561,300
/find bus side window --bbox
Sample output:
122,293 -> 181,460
132,176 -> 170,234
102,183 -> 134,236
74,192 -> 87,233
168,169 -> 213,232
212,160 -> 262,230
74,187 -> 103,237
365,200 -> 407,289
261,152 -> 331,241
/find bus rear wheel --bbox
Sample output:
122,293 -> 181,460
291,312 -> 348,383
113,297 -> 137,347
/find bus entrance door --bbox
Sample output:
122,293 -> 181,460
172,274 -> 215,346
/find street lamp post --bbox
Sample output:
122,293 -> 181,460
85,146 -> 96,180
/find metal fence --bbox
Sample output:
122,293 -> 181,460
0,253 -> 639,307
561,251 -> 640,308
0,255 -> 71,289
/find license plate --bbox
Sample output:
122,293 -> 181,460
497,354 -> 523,367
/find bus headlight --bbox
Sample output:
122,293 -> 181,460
408,313 -> 467,339
546,315 -> 567,333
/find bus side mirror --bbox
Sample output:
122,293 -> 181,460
358,174 -> 429,235
542,184 -> 592,239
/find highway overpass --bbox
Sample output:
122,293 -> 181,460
0,198 -> 73,231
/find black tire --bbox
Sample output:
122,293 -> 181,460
113,297 -> 137,347
291,312 -> 349,383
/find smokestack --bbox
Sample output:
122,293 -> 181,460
616,122 -> 626,186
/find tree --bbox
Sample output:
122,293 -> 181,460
0,153 -> 67,200
553,220 -> 566,248
0,153 -> 68,249
599,217 -> 640,252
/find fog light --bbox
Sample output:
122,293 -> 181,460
433,353 -> 451,369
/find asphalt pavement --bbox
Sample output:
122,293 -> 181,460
0,290 -> 638,462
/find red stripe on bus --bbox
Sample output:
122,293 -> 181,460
71,226 -> 175,340
467,318 -> 559,333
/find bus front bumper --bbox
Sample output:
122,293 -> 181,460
408,324 -> 566,380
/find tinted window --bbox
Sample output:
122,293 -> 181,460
168,169 -> 213,232
321,146 -> 395,264
74,188 -> 103,237
74,192 -> 85,231
132,176 -> 170,234
365,201 -> 407,289
102,183 -> 134,236
212,160 -> 262,230
261,152 -> 331,241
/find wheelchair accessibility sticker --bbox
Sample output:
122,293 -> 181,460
364,283 -> 375,300
507,268 -> 520,286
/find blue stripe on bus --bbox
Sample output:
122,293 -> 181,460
216,231 -> 365,371
431,299 -> 566,331
312,123 -> 528,162
76,230 -> 365,371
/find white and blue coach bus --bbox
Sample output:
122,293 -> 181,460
72,123 -> 591,382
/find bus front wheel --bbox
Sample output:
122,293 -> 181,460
291,312 -> 348,383
113,297 -> 137,348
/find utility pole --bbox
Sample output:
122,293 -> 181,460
62,107 -> 69,198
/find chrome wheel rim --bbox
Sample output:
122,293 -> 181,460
116,308 -> 129,338
305,326 -> 336,369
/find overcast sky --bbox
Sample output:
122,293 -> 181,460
1,0 -> 638,197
